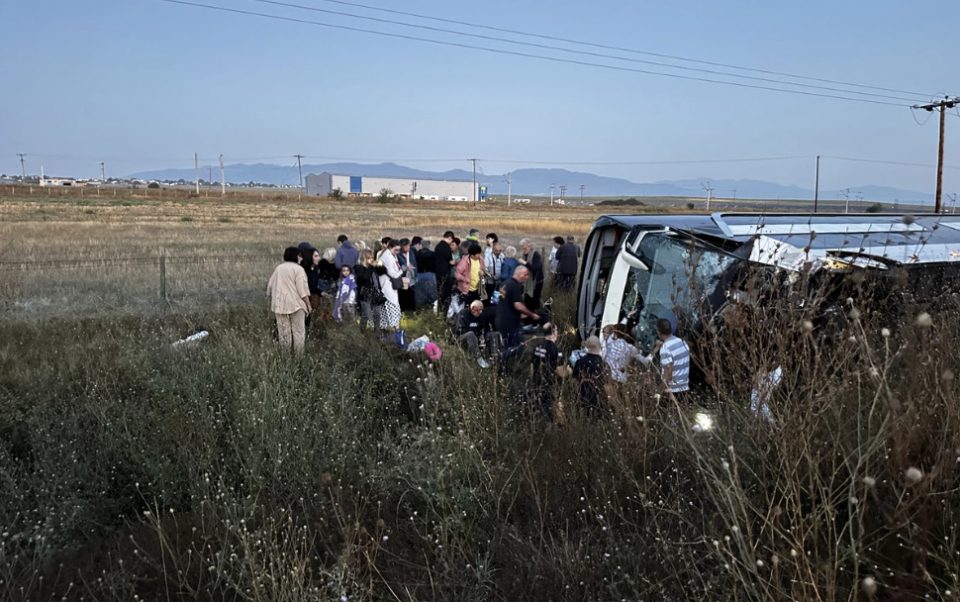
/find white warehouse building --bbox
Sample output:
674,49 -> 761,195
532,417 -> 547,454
305,172 -> 481,201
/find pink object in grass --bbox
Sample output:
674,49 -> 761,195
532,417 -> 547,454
424,342 -> 443,362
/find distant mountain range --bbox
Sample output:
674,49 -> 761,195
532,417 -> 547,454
129,162 -> 933,204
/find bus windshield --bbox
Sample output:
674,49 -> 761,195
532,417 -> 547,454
621,232 -> 737,348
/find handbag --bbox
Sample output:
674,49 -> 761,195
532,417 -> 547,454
391,276 -> 405,290
368,273 -> 387,306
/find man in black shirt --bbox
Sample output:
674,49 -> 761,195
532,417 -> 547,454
433,231 -> 455,315
496,266 -> 540,352
530,322 -> 562,421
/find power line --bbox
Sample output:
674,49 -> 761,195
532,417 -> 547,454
149,0 -> 914,107
247,0 -> 925,103
823,155 -> 960,170
299,0 -> 937,100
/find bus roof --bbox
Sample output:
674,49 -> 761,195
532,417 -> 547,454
594,213 -> 960,268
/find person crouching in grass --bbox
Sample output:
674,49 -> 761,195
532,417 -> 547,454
333,265 -> 357,324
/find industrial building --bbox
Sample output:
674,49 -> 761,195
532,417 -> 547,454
305,172 -> 481,201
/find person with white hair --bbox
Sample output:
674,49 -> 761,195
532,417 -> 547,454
454,300 -> 495,368
500,245 -> 519,286
572,335 -> 609,416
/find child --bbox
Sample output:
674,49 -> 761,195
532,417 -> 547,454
333,265 -> 357,324
572,336 -> 609,417
500,246 -> 520,286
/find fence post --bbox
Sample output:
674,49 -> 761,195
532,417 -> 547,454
160,254 -> 167,301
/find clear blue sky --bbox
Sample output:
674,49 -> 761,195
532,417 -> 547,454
1,0 -> 957,195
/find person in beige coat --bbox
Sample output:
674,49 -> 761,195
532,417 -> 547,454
267,246 -> 312,353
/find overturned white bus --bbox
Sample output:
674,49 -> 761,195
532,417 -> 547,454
577,213 -> 960,350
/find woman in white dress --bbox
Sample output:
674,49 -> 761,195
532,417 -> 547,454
376,239 -> 404,330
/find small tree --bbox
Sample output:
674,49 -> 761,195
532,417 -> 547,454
328,187 -> 344,201
377,188 -> 393,203
865,202 -> 884,213
147,182 -> 160,189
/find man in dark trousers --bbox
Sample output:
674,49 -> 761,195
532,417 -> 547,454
555,238 -> 579,291
434,230 -> 455,315
518,238 -> 545,311
530,322 -> 563,421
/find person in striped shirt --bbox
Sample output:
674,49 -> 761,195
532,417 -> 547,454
652,318 -> 691,402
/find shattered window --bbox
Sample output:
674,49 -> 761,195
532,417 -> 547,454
623,233 -> 737,347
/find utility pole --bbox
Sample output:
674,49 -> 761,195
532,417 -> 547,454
843,188 -> 851,214
194,152 -> 200,195
17,153 -> 26,178
505,172 -> 512,207
219,154 -> 226,197
559,185 -> 567,204
702,180 -> 714,212
99,161 -> 106,182
912,96 -> 959,212
294,154 -> 305,198
470,158 -> 478,207
813,155 -> 820,213
580,184 -> 585,203
549,183 -> 555,206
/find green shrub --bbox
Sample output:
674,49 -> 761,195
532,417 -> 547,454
1,290 -> 959,600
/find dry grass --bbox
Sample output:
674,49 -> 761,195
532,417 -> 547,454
0,188 -> 626,317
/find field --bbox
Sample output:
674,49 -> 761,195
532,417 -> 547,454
0,189 -> 601,318
2,188 -> 960,600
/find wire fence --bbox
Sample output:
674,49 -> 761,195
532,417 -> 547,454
0,253 -> 280,317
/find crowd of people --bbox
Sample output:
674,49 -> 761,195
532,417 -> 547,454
267,229 -> 691,421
